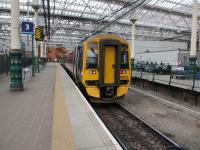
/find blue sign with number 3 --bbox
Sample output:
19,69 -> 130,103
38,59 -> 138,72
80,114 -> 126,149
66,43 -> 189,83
21,22 -> 34,35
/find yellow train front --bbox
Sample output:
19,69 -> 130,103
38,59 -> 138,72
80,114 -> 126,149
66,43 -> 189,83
65,34 -> 131,102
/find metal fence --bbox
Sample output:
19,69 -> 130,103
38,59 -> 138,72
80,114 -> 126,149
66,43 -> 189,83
0,52 -> 32,76
0,55 -> 9,75
132,63 -> 200,92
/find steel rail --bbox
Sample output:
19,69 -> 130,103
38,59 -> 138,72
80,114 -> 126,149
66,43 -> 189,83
62,64 -> 126,150
117,103 -> 183,150
62,64 -> 183,150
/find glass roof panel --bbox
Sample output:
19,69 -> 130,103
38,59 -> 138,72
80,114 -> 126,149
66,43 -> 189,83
0,0 -> 200,46
146,0 -> 195,14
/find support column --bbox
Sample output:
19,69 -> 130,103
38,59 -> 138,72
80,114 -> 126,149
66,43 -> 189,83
26,1 -> 31,49
199,30 -> 200,52
40,42 -> 43,58
32,2 -> 40,73
189,0 -> 198,71
10,0 -> 23,91
40,41 -> 45,67
130,18 -> 137,67
44,41 -> 47,64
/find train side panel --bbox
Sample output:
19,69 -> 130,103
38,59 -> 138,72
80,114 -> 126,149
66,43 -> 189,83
65,50 -> 74,73
65,46 -> 84,84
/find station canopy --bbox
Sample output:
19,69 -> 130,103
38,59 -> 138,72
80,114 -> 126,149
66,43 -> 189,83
0,0 -> 199,48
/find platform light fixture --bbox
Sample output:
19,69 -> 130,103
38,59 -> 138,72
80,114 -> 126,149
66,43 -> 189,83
32,0 -> 40,9
32,0 -> 41,73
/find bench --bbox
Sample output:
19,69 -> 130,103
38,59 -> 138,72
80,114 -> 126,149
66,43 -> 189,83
22,68 -> 31,82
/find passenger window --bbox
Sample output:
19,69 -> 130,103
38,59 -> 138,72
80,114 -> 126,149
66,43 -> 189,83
78,46 -> 83,71
86,42 -> 98,68
121,45 -> 129,69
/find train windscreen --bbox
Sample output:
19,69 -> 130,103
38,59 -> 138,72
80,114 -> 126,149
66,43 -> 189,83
86,42 -> 98,68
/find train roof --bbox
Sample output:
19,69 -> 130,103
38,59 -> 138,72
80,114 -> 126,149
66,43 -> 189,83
83,34 -> 129,45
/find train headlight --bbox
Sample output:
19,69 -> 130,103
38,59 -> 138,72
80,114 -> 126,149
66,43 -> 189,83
120,70 -> 126,74
89,70 -> 96,75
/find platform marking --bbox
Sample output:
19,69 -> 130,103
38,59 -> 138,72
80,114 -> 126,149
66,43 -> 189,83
61,67 -> 123,150
51,65 -> 76,150
129,86 -> 200,117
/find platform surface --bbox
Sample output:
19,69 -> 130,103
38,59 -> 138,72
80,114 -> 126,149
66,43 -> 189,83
58,65 -> 122,150
0,63 -> 121,150
0,63 -> 56,150
132,71 -> 200,91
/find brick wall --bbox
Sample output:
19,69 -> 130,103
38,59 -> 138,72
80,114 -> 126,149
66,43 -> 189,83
48,47 -> 67,62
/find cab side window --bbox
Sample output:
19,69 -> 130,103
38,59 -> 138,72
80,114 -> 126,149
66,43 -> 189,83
78,46 -> 83,71
121,45 -> 129,69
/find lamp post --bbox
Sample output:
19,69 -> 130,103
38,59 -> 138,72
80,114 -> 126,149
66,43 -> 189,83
26,0 -> 31,48
40,41 -> 45,67
44,40 -> 47,64
32,0 -> 40,73
189,0 -> 198,71
130,18 -> 137,60
139,56 -> 142,62
190,0 -> 198,65
10,0 -> 23,90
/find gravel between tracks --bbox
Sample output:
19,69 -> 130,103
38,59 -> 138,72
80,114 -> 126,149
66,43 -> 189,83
93,103 -> 179,150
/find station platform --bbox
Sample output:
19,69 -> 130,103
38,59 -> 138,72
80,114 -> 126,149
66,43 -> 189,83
132,71 -> 200,92
0,63 -> 121,150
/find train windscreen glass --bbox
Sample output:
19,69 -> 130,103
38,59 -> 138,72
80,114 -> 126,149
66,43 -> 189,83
86,42 -> 98,68
121,45 -> 129,69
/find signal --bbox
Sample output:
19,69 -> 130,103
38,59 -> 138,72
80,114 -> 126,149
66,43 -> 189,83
35,26 -> 43,41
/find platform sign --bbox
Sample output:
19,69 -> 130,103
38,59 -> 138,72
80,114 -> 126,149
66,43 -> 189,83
21,22 -> 34,35
35,26 -> 43,41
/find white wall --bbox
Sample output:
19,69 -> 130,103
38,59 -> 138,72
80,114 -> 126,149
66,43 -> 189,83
131,40 -> 187,65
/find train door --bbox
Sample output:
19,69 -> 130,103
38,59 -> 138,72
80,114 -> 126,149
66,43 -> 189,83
104,46 -> 115,84
99,40 -> 121,87
99,40 -> 121,98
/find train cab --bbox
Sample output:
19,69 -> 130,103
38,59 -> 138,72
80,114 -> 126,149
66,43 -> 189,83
65,34 -> 131,102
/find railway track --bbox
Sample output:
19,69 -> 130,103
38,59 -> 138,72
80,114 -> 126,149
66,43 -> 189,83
62,65 -> 183,150
92,102 -> 183,150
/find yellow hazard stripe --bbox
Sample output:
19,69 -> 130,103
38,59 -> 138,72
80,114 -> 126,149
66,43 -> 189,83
52,65 -> 76,150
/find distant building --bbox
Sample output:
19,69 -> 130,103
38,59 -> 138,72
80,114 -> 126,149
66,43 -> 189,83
133,40 -> 188,65
48,47 -> 67,62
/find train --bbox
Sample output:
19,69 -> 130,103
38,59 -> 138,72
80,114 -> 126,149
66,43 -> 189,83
63,34 -> 131,103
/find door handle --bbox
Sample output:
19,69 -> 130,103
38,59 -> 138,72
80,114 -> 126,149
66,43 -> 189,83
112,64 -> 115,68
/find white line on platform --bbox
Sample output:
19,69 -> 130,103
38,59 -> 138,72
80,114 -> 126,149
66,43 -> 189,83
129,86 -> 200,117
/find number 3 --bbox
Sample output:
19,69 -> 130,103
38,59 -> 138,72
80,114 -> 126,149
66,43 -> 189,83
25,24 -> 29,30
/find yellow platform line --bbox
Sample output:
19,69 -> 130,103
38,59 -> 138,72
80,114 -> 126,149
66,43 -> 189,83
52,65 -> 76,150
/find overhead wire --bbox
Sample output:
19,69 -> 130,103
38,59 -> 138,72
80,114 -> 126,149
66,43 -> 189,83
52,0 -> 56,26
95,0 -> 141,32
97,0 -> 140,23
42,0 -> 48,39
47,0 -> 51,40
161,32 -> 191,41
82,0 -> 147,42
